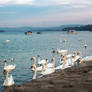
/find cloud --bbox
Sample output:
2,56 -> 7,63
0,0 -> 92,7
0,0 -> 34,6
0,10 -> 92,27
0,11 -> 16,14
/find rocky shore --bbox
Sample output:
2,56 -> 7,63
3,61 -> 92,92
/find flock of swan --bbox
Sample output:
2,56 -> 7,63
2,47 -> 92,87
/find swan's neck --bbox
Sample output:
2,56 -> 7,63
57,48 -> 60,54
80,53 -> 82,58
33,65 -> 37,80
41,64 -> 45,72
38,57 -> 40,66
5,71 -> 9,86
52,58 -> 55,68
33,59 -> 36,65
62,55 -> 66,68
4,62 -> 7,68
70,56 -> 73,66
45,59 -> 48,69
78,52 -> 82,58
52,61 -> 55,68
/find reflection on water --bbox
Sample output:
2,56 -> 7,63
0,31 -> 92,91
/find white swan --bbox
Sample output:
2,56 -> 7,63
41,58 -> 55,75
5,40 -> 10,43
84,40 -> 87,49
36,57 -> 55,71
46,57 -> 56,68
55,53 -> 81,70
11,58 -> 14,62
80,56 -> 92,63
31,57 -> 46,72
36,58 -> 48,71
37,55 -> 46,66
57,49 -> 67,55
30,58 -> 37,80
3,70 -> 14,86
63,38 -> 67,43
4,60 -> 16,72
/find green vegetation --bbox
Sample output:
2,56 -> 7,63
62,25 -> 92,31
0,30 -> 5,32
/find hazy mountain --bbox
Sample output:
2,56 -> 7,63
0,24 -> 84,32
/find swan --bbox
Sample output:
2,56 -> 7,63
80,56 -> 92,63
30,58 -> 37,80
5,40 -> 10,43
41,57 -> 55,75
57,49 -> 67,55
84,40 -> 87,49
55,53 -> 81,70
37,58 -> 55,71
11,58 -> 14,62
31,57 -> 46,72
37,58 -> 48,71
4,60 -> 16,72
63,38 -> 67,43
37,55 -> 47,66
3,69 -> 14,86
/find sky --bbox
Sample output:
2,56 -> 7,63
0,0 -> 92,27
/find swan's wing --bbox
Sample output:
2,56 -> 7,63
36,66 -> 42,71
3,75 -> 14,86
66,54 -> 73,58
3,80 -> 6,86
40,60 -> 46,64
8,75 -> 14,86
47,63 -> 53,68
55,65 -> 62,70
82,56 -> 92,61
60,50 -> 67,53
4,64 -> 16,71
42,68 -> 54,75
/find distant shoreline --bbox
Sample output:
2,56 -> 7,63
0,24 -> 92,32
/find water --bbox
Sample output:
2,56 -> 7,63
0,31 -> 92,91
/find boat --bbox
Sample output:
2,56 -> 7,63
67,30 -> 77,34
25,31 -> 32,35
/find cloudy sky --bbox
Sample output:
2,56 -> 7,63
0,0 -> 92,27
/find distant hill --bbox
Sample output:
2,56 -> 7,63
0,30 -> 5,32
0,24 -> 91,32
62,25 -> 92,31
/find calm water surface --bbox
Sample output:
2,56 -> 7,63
0,31 -> 92,91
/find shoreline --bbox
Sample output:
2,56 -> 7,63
3,60 -> 92,92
